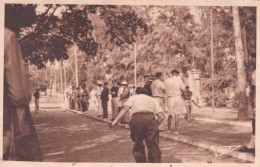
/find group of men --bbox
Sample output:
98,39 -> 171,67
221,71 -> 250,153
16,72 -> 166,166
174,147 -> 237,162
96,80 -> 132,121
67,84 -> 89,112
111,69 -> 194,163
143,70 -> 193,133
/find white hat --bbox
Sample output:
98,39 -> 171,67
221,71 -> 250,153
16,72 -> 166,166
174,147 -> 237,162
97,81 -> 102,85
122,81 -> 128,85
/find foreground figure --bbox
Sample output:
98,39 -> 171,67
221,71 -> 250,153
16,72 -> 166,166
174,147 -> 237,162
4,28 -> 42,160
111,87 -> 165,163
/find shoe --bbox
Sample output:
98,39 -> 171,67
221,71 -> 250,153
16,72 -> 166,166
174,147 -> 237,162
239,146 -> 255,153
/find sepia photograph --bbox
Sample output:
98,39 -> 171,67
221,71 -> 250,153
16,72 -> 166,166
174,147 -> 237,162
1,0 -> 259,165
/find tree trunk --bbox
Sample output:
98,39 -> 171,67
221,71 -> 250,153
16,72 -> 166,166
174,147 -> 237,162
232,7 -> 248,120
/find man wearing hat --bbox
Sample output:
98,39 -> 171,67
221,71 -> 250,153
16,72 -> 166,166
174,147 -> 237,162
96,81 -> 103,117
165,70 -> 186,134
111,87 -> 165,163
101,81 -> 109,118
119,81 -> 130,123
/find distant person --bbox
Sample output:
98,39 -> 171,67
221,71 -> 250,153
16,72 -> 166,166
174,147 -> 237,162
110,80 -> 119,120
182,86 -> 193,122
144,75 -> 152,96
96,81 -> 103,117
111,87 -> 165,163
33,88 -> 40,113
81,84 -> 89,112
4,27 -> 42,160
119,81 -> 130,123
76,87 -> 82,111
165,70 -> 186,134
101,82 -> 109,118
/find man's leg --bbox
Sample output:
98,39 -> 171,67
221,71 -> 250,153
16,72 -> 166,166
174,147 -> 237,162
82,102 -> 86,112
184,102 -> 189,120
102,100 -> 108,118
175,114 -> 179,131
111,99 -> 115,119
130,115 -> 146,163
145,116 -> 161,163
168,115 -> 172,131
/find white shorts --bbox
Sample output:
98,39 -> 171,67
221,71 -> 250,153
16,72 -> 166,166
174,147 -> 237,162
167,96 -> 185,115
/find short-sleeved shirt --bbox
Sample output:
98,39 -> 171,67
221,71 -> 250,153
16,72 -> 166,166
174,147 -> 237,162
165,76 -> 185,97
151,79 -> 165,97
124,94 -> 163,119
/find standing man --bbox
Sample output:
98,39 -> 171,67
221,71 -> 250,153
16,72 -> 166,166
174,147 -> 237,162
110,80 -> 119,120
76,87 -> 82,111
111,87 -> 165,163
33,88 -> 40,113
119,81 -> 130,123
165,70 -> 186,134
151,72 -> 166,130
96,81 -> 103,117
101,82 -> 109,119
144,75 -> 152,96
81,84 -> 89,112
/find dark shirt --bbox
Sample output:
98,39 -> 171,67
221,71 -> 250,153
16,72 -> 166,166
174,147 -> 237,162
144,82 -> 152,97
33,91 -> 40,99
101,87 -> 109,101
111,86 -> 118,98
182,90 -> 192,100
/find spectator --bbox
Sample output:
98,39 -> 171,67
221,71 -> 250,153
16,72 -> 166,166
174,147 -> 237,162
110,80 -> 119,120
33,88 -> 40,113
81,84 -> 89,112
101,82 -> 109,119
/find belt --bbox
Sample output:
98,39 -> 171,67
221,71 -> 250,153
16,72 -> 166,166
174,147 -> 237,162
132,111 -> 154,116
153,96 -> 164,98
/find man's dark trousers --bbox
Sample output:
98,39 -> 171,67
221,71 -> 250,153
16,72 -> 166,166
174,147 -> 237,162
129,113 -> 161,163
102,100 -> 108,118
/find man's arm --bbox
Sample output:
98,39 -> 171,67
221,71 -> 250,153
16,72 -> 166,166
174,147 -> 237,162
111,106 -> 130,127
155,112 -> 165,125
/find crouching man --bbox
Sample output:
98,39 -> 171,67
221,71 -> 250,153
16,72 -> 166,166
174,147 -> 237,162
111,87 -> 165,163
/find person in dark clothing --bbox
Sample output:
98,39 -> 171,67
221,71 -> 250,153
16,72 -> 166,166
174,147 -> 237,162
81,84 -> 89,112
110,80 -> 119,120
33,88 -> 40,113
111,87 -> 165,163
144,75 -> 152,96
101,82 -> 109,118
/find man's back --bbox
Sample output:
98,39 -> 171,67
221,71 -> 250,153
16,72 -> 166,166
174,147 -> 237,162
151,79 -> 165,97
165,76 -> 185,97
125,94 -> 162,118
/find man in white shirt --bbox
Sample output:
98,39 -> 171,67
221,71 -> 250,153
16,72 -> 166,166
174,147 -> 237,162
151,72 -> 167,131
165,70 -> 186,134
111,87 -> 165,163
